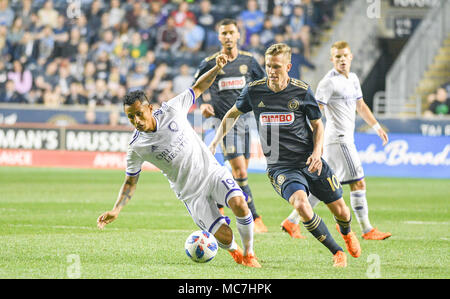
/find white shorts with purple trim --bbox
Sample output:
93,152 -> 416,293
183,166 -> 247,235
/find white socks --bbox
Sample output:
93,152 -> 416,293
350,190 -> 373,234
236,212 -> 254,255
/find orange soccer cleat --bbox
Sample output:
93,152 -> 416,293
333,251 -> 347,268
229,246 -> 244,265
243,254 -> 261,268
336,224 -> 361,258
254,216 -> 268,233
362,228 -> 392,240
281,219 -> 306,239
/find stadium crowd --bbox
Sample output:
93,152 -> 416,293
0,0 -> 342,111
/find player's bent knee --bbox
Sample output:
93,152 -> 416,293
289,191 -> 311,214
350,179 -> 366,191
228,195 -> 249,217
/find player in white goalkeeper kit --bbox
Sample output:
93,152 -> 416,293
97,54 -> 261,268
282,41 -> 392,241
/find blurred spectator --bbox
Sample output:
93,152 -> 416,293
97,29 -> 116,55
18,0 -> 33,29
60,27 -> 82,59
239,0 -> 265,46
108,106 -> 121,126
173,64 -> 194,94
1,80 -> 22,103
125,1 -> 143,30
57,63 -> 73,97
441,81 -> 450,95
274,0 -> 301,17
65,81 -> 88,105
0,59 -> 7,93
36,25 -> 55,61
95,50 -> 111,81
12,31 -> 39,63
244,33 -> 265,65
109,0 -> 125,29
170,1 -> 196,28
90,79 -> 112,106
270,5 -> 287,32
424,88 -> 450,116
43,86 -> 63,107
84,106 -> 100,124
7,60 -> 32,98
82,61 -> 97,98
148,0 -> 168,28
197,0 -> 217,32
127,62 -> 149,92
181,17 -> 205,53
37,0 -> 59,29
286,5 -> 310,57
52,14 -> 70,58
155,15 -> 182,56
0,0 -> 14,28
70,41 -> 91,81
128,32 -> 148,59
259,18 -> 276,47
6,17 -> 24,53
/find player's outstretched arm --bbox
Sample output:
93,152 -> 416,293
356,99 -> 388,146
97,175 -> 140,229
209,104 -> 243,155
191,54 -> 228,99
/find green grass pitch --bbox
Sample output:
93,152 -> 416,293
0,167 -> 448,279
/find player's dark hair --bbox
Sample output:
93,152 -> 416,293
216,18 -> 238,29
123,90 -> 149,106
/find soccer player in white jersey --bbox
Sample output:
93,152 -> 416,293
97,54 -> 261,268
282,41 -> 392,240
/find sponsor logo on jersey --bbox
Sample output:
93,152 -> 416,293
259,112 -> 294,125
218,76 -> 246,91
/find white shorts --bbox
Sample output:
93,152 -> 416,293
323,143 -> 364,184
183,166 -> 246,235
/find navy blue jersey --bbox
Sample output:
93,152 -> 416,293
194,51 -> 265,120
236,77 -> 322,168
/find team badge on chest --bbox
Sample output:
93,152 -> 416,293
288,98 -> 300,111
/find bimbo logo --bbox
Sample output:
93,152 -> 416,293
259,112 -> 294,126
218,77 -> 246,91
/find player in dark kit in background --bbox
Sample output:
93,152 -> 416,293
210,43 -> 362,267
194,19 -> 268,233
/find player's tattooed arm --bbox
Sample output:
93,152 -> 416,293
97,175 -> 139,229
113,175 -> 140,212
191,54 -> 228,98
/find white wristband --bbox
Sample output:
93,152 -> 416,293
372,123 -> 381,131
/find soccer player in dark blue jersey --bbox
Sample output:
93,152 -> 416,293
209,43 -> 362,267
194,19 -> 268,233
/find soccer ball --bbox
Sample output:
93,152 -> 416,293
184,230 -> 218,263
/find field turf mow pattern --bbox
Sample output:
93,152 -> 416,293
0,167 -> 448,278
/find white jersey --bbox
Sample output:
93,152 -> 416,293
315,69 -> 363,145
126,89 -> 222,202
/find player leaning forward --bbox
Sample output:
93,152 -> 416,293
97,54 -> 261,268
282,41 -> 392,241
210,43 -> 361,267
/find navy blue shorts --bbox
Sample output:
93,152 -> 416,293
267,158 -> 343,204
220,116 -> 251,161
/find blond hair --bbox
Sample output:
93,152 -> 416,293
265,43 -> 292,61
331,41 -> 351,53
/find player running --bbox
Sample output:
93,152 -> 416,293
97,54 -> 260,268
281,41 -> 392,241
194,19 -> 268,233
209,43 -> 361,267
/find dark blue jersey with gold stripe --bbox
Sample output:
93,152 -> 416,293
236,77 -> 322,168
194,51 -> 265,120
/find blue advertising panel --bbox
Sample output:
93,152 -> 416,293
355,132 -> 450,179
